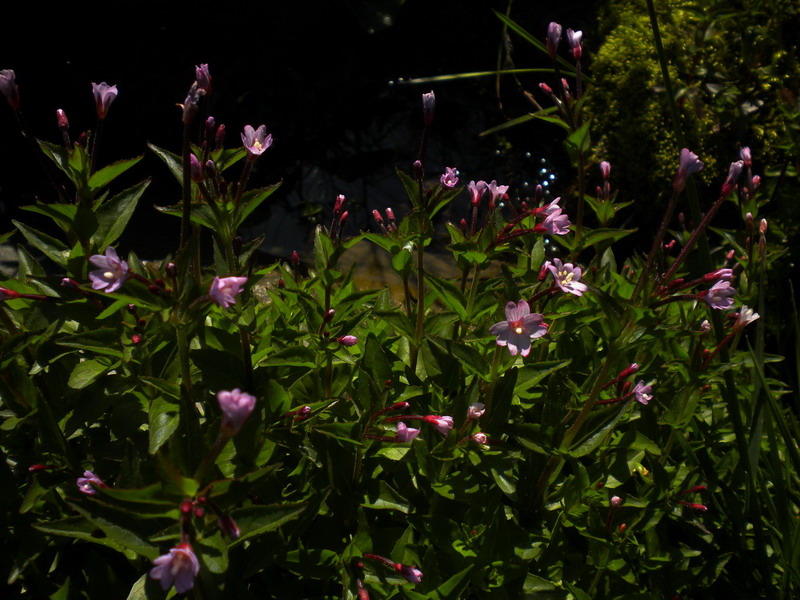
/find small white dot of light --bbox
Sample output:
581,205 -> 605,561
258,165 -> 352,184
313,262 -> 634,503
523,181 -> 529,187
542,181 -> 549,187
549,174 -> 555,180
525,152 -> 532,158
498,202 -> 505,208
495,150 -> 501,155
388,80 -> 395,86
540,168 -> 547,174
540,158 -> 547,164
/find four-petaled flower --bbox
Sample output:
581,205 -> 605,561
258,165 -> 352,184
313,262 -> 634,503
0,69 -> 20,110
631,381 -> 653,405
732,305 -> 759,333
546,22 -> 562,57
149,543 -> 200,594
484,180 -> 509,210
545,258 -> 588,296
88,247 -> 130,293
468,180 -> 487,207
673,148 -> 704,193
241,124 -> 273,157
536,208 -> 571,235
440,167 -> 459,188
195,63 -> 212,94
489,300 -> 548,357
209,276 -> 247,308
77,470 -> 106,495
394,563 -> 423,584
395,422 -> 420,443
91,82 -> 118,119
699,280 -> 736,310
217,388 -> 256,436
424,415 -> 454,436
467,402 -> 485,420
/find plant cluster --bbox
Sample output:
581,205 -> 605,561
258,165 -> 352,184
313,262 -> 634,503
0,15 -> 796,600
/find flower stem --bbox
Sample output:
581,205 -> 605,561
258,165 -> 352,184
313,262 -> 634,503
663,194 -> 726,282
630,189 -> 679,303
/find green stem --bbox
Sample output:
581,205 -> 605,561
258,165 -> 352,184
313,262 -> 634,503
630,189 -> 680,304
180,121 -> 193,252
177,325 -> 193,396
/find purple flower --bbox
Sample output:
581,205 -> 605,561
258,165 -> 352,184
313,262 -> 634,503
546,22 -> 562,57
467,402 -> 485,420
566,28 -> 583,60
217,388 -> 256,435
674,148 -> 704,193
422,91 -> 435,126
209,276 -> 247,308
76,470 -> 106,495
88,247 -> 130,293
395,422 -> 420,443
489,300 -> 548,357
468,180 -> 487,207
241,124 -> 273,157
545,258 -> 588,296
703,268 -> 734,283
472,432 -> 488,444
189,153 -> 203,181
485,180 -> 509,210
631,381 -> 653,405
740,146 -> 752,166
217,514 -> 240,540
440,167 -> 459,188
337,335 -> 358,347
722,160 -> 744,197
536,208 -> 571,235
699,280 -> 736,310
149,543 -> 200,594
195,63 -> 212,94
599,161 -> 611,180
394,563 -> 423,584
91,82 -> 118,119
0,69 -> 20,110
424,415 -> 454,435
732,305 -> 759,333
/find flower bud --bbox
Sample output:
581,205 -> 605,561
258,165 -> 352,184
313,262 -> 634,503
323,308 -> 335,322
204,160 -> 217,179
422,91 -> 435,127
217,514 -> 240,540
599,160 -> 611,180
333,194 -> 345,216
214,124 -> 226,148
292,250 -> 300,270
759,218 -> 767,234
337,335 -> 358,346
56,108 -> 69,130
180,500 -> 193,514
0,69 -> 21,110
372,209 -> 383,225
538,82 -> 553,95
472,432 -> 488,444
189,154 -> 203,182
385,207 -> 395,222
546,22 -> 562,58
131,334 -> 143,345
413,160 -> 423,181
610,496 -> 623,508
339,210 -> 349,227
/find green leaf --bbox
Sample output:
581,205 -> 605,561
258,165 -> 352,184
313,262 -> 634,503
92,179 -> 150,249
362,481 -> 411,513
68,501 -> 160,559
34,516 -> 128,554
234,181 -> 282,228
21,204 -> 98,240
231,502 -> 308,544
148,396 -> 179,454
88,155 -> 143,196
67,358 -> 115,389
425,275 -> 468,321
147,142 -> 183,182
435,565 -> 474,599
13,220 -> 70,266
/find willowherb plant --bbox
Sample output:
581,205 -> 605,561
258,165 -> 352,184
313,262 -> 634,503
0,13 -> 795,600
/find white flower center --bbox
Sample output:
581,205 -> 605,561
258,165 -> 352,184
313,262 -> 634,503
252,139 -> 263,150
104,271 -> 114,279
514,326 -> 523,334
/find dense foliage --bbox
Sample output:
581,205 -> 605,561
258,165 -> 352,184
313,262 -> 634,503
0,8 -> 797,600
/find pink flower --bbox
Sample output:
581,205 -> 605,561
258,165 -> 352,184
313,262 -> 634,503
740,146 -> 752,166
485,180 -> 509,210
673,148 -> 704,193
241,124 -> 273,157
394,563 -> 423,584
395,422 -> 420,443
76,470 -> 106,495
337,335 -> 358,347
699,280 -> 736,310
195,63 -> 212,94
440,167 -> 459,188
424,415 -> 454,435
536,208 -> 571,235
149,543 -> 200,594
209,276 -> 247,308
610,495 -> 623,507
88,247 -> 130,293
0,69 -> 20,110
468,180 -> 487,206
599,161 -> 611,180
422,91 -> 435,126
91,82 -> 118,119
703,268 -> 733,283
472,432 -> 488,444
631,381 -> 652,405
189,153 -> 203,181
546,22 -> 562,57
732,305 -> 759,333
545,258 -> 588,296
566,29 -> 583,60
490,300 -> 548,357
217,388 -> 256,435
722,160 -> 744,197
467,402 -> 485,420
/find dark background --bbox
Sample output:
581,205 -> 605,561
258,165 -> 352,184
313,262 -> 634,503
0,0 -> 598,260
